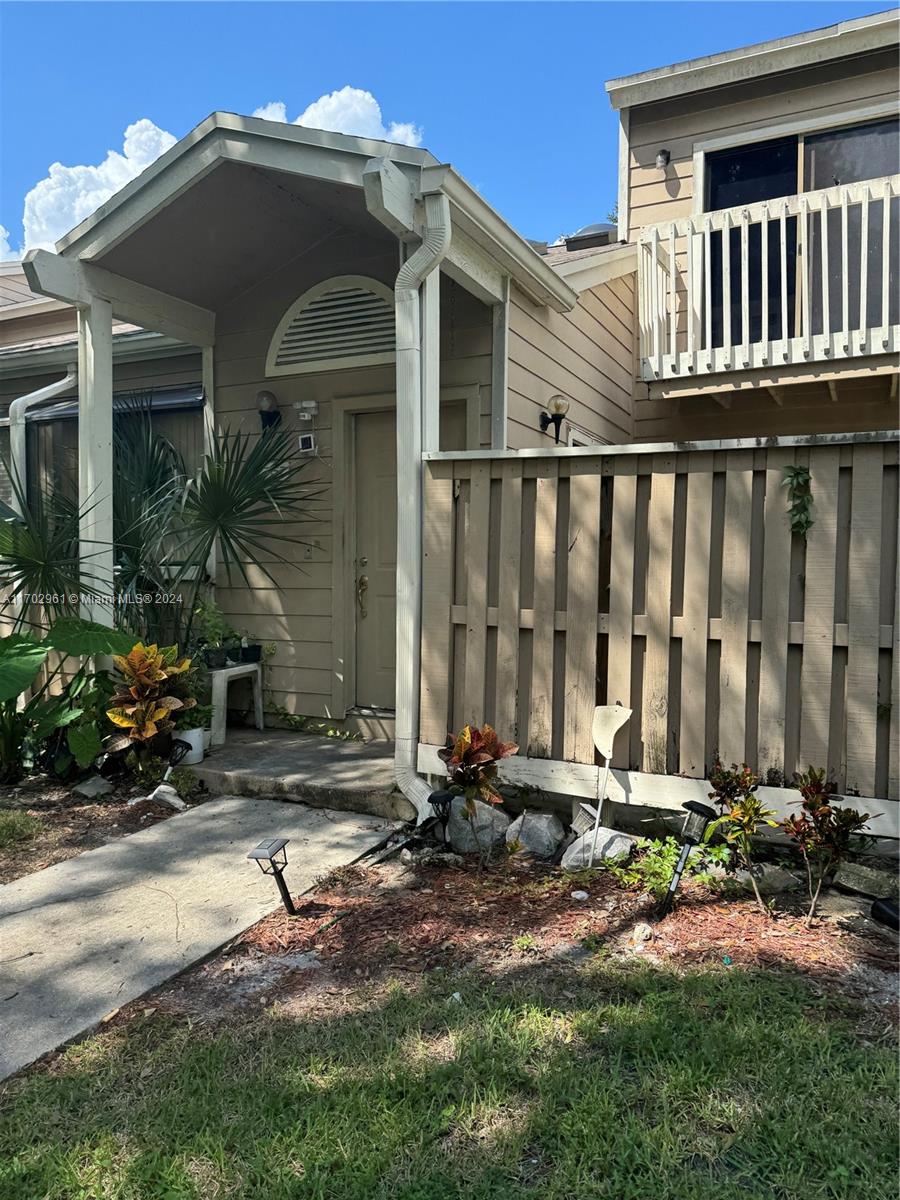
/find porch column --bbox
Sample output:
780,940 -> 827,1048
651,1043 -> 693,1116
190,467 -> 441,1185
77,296 -> 114,626
420,269 -> 441,452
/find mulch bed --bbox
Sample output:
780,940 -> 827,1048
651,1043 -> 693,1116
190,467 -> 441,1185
0,775 -> 208,885
236,856 -> 897,1001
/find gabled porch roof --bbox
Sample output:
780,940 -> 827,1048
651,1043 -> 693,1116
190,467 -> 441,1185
27,113 -> 576,320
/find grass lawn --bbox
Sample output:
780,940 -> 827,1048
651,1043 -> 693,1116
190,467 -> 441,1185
1,954 -> 895,1200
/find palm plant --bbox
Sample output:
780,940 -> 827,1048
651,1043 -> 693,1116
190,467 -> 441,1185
0,468 -> 97,631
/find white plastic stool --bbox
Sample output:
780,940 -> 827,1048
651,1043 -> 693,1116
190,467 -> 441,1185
209,663 -> 265,746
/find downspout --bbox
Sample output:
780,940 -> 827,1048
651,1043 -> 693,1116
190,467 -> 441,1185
4,365 -> 77,516
393,190 -> 451,822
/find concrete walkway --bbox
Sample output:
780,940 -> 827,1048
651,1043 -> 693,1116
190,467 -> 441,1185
0,795 -> 392,1080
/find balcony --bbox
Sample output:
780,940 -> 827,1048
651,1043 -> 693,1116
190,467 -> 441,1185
637,177 -> 899,384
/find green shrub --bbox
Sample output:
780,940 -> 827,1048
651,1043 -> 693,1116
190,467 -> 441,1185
608,836 -> 730,900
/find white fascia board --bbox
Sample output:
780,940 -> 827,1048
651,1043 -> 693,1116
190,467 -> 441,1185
605,10 -> 899,110
23,249 -> 215,347
0,330 -> 197,379
422,164 -> 578,312
550,243 -> 637,291
55,113 -> 437,261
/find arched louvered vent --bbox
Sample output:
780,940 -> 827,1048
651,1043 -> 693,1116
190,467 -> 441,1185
265,275 -> 395,377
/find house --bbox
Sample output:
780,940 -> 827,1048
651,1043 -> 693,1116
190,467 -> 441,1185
2,10 -> 898,836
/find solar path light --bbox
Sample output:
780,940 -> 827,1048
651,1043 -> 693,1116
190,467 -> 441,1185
428,789 -> 454,842
247,837 -> 297,915
656,801 -> 718,918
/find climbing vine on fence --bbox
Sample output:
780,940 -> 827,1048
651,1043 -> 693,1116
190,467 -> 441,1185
782,465 -> 814,537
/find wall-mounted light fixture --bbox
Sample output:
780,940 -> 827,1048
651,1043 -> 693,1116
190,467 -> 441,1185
539,394 -> 570,444
656,148 -> 671,172
256,389 -> 282,431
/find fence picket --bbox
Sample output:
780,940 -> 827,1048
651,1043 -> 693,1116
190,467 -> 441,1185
679,457 -> 712,776
641,460 -> 676,774
463,461 -> 491,726
564,473 -> 602,761
420,472 -> 455,745
798,447 -> 840,773
719,452 -> 753,764
757,450 -> 794,777
528,467 -> 558,757
845,444 -> 883,796
494,465 -> 523,742
606,464 -> 637,766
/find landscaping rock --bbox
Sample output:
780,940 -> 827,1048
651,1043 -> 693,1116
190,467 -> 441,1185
72,775 -> 113,800
833,861 -> 898,900
734,863 -> 803,896
561,827 -> 635,871
446,797 -> 510,854
506,811 -> 565,858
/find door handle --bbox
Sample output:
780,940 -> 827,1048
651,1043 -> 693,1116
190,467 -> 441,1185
357,573 -> 369,618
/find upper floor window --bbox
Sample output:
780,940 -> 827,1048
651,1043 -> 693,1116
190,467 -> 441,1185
705,118 -> 899,212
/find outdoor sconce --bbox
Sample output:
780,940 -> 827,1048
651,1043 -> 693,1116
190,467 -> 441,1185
539,394 -> 570,444
656,800 -> 717,918
428,789 -> 454,842
656,148 -> 671,172
256,389 -> 282,431
247,837 -> 297,915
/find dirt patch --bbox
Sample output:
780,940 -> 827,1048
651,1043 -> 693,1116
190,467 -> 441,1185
0,774 -> 210,884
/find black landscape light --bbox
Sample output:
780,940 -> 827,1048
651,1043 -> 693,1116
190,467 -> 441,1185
656,800 -> 717,919
429,790 -> 454,842
247,837 -> 296,915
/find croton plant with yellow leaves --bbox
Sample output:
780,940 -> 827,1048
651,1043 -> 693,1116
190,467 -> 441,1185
438,723 -> 518,813
106,642 -> 196,755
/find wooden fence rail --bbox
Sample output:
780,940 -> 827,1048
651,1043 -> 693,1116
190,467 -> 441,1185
420,436 -> 899,806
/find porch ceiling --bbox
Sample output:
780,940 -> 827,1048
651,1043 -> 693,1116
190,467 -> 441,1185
93,161 -> 396,311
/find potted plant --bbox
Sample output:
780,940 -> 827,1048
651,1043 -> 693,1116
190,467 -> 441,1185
240,632 -> 263,663
172,702 -> 213,764
190,600 -> 237,670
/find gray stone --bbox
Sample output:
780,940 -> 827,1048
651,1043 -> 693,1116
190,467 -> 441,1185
833,861 -> 898,900
446,796 -> 510,854
734,863 -> 803,896
72,775 -> 113,800
631,923 -> 654,943
506,810 -> 565,858
561,827 -> 636,871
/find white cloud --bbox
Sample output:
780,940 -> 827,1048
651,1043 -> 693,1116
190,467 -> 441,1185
255,86 -> 422,147
0,224 -> 18,262
3,90 -> 421,256
17,119 -> 177,254
252,101 -> 288,123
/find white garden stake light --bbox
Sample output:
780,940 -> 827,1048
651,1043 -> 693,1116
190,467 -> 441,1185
588,705 -> 632,866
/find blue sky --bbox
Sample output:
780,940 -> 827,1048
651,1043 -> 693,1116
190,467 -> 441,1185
0,1 -> 891,257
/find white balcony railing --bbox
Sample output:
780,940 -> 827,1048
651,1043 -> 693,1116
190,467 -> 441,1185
637,176 -> 899,382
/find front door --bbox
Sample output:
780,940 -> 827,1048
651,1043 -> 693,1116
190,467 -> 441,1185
354,410 -> 397,708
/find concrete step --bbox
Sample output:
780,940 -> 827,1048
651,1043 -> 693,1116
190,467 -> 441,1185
192,729 -> 415,822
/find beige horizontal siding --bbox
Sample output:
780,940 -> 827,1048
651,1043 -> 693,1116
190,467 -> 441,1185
507,274 -> 636,449
627,49 -> 898,236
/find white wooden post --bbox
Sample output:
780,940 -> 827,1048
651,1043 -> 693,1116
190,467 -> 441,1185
490,276 -> 509,450
77,296 -> 114,626
421,268 -> 441,452
201,344 -> 217,582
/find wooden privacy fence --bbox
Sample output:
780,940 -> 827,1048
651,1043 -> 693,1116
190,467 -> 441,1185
419,433 -> 899,805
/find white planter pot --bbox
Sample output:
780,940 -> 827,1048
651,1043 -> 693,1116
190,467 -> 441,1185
180,728 -> 205,765
202,729 -> 212,751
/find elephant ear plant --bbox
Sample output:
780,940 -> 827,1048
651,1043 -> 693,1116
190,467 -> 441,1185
0,619 -> 135,785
